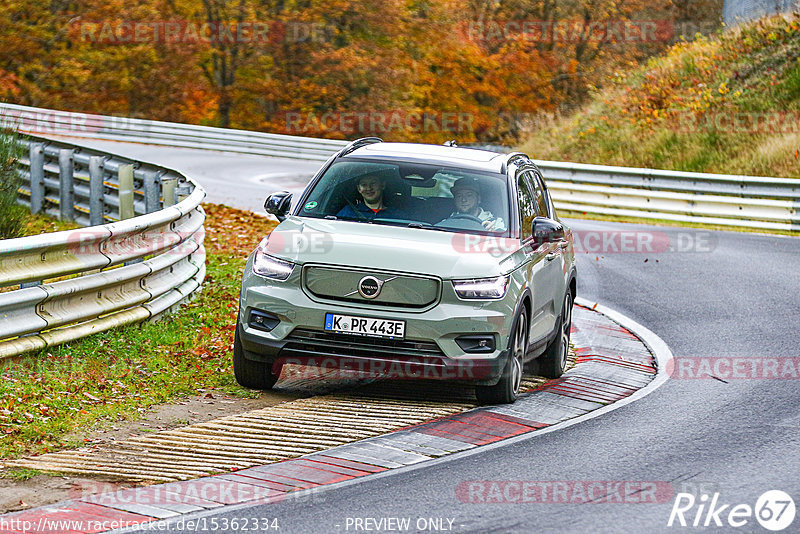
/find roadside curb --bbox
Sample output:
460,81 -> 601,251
0,300 -> 672,534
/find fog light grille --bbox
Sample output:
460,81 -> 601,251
455,335 -> 496,353
249,310 -> 280,332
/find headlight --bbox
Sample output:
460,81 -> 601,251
253,239 -> 294,280
452,275 -> 509,300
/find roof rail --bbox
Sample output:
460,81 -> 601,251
339,137 -> 383,157
501,152 -> 531,173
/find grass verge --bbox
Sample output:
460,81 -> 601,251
0,204 -> 276,460
19,213 -> 80,236
0,129 -> 26,240
2,467 -> 42,481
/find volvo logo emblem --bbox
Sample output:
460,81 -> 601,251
358,276 -> 382,299
344,275 -> 399,300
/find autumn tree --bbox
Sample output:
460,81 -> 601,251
0,0 -> 726,143
194,0 -> 253,128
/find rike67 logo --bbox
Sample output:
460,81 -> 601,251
668,490 -> 795,531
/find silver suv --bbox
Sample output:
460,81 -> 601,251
235,140 -> 576,404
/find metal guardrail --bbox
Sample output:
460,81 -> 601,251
2,102 -> 799,231
0,133 -> 206,359
542,162 -> 800,232
18,135 -> 192,227
0,102 -> 347,162
723,0 -> 799,25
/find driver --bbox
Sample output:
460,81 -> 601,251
446,177 -> 506,231
336,173 -> 406,220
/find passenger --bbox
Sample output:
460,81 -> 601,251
446,177 -> 506,231
337,173 -> 407,220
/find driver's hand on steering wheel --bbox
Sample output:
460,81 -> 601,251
482,219 -> 502,231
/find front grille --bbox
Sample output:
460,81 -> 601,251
279,328 -> 444,360
303,266 -> 440,309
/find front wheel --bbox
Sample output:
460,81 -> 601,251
233,327 -> 281,390
537,291 -> 573,379
476,307 -> 527,405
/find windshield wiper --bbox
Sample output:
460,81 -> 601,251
404,221 -> 450,233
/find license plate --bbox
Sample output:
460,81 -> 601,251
324,313 -> 405,339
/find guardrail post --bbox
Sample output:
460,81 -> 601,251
144,171 -> 160,213
89,156 -> 105,226
29,143 -> 45,214
176,181 -> 191,203
118,164 -> 134,220
162,177 -> 177,207
58,149 -> 75,221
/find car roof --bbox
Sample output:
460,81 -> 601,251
343,142 -> 510,173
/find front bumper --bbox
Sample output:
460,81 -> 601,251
238,264 -> 518,386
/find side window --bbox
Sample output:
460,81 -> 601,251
517,172 -> 536,241
530,172 -> 549,218
533,171 -> 556,219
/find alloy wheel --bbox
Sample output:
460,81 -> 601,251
511,311 -> 527,394
559,293 -> 573,371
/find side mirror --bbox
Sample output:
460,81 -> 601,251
532,216 -> 564,246
264,191 -> 293,221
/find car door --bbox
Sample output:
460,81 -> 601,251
516,170 -> 559,346
531,169 -> 568,325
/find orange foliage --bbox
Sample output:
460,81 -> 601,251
0,0 -> 717,143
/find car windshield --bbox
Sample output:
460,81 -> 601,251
296,159 -> 511,236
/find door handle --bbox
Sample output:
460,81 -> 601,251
546,252 -> 557,261
558,241 -> 569,249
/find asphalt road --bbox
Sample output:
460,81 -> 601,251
45,137 -> 319,213
169,221 -> 799,534
83,142 -> 799,533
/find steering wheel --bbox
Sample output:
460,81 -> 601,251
435,213 -> 485,231
449,213 -> 484,224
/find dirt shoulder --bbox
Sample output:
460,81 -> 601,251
0,389 -> 297,514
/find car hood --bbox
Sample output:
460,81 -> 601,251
262,216 -> 523,279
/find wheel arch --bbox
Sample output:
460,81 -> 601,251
512,287 -> 533,354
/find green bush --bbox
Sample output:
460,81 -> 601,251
0,128 -> 26,239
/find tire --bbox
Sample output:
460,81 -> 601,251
537,291 -> 573,379
233,327 -> 281,390
475,307 -> 528,405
